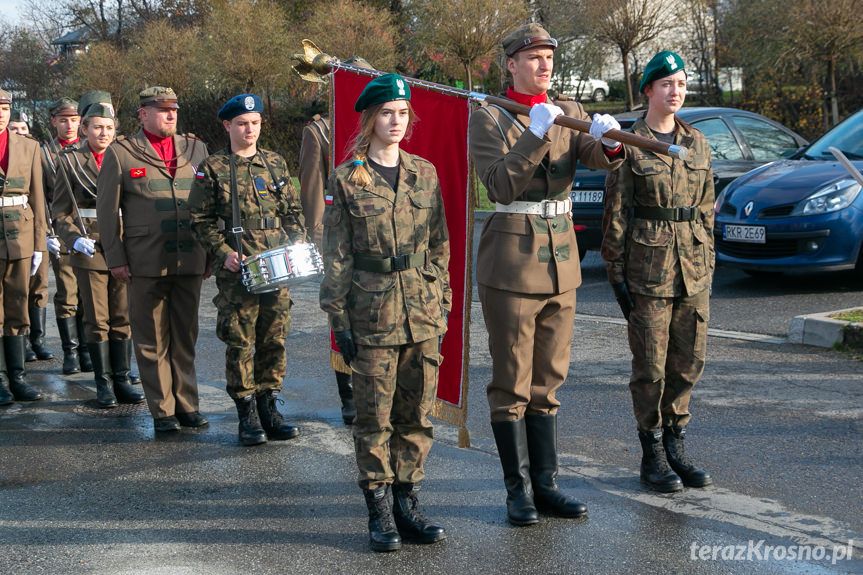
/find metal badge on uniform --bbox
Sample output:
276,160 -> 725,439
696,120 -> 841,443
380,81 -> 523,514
254,177 -> 268,198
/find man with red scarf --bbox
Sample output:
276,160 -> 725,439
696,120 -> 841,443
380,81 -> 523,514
97,86 -> 210,433
469,23 -> 625,527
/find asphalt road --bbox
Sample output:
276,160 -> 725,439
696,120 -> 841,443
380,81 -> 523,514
1,230 -> 861,574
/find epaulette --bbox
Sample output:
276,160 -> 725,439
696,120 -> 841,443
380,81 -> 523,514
115,135 -> 128,142
183,132 -> 204,142
554,93 -> 574,102
311,114 -> 323,122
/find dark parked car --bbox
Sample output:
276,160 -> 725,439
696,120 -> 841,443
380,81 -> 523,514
570,107 -> 808,259
714,107 -> 863,275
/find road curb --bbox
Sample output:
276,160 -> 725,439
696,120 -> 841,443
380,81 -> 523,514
789,307 -> 863,348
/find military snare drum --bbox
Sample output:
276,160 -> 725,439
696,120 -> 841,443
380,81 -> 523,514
241,243 -> 324,294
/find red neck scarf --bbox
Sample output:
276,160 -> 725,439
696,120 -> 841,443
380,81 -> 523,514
58,137 -> 79,148
506,87 -> 548,107
0,129 -> 8,174
91,149 -> 105,169
144,129 -> 177,177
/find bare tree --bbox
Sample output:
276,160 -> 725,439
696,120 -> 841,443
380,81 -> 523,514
581,0 -> 676,110
678,0 -> 719,103
410,0 -> 529,91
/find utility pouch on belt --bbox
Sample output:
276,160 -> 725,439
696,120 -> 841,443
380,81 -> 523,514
633,206 -> 699,221
353,252 -> 427,273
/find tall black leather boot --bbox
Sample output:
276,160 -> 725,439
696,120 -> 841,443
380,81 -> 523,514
108,339 -> 145,404
638,429 -> 683,492
27,307 -> 54,361
0,342 -> 14,405
256,389 -> 299,440
88,341 -> 117,408
525,413 -> 588,518
363,486 -> 402,552
76,313 -> 93,372
5,335 -> 42,401
56,316 -> 81,374
234,395 -> 267,446
490,419 -> 539,526
335,371 -> 355,425
663,425 -> 713,488
392,482 -> 446,543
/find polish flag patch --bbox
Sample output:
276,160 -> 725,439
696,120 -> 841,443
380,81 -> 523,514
324,194 -> 334,205
196,171 -> 205,179
130,168 -> 146,178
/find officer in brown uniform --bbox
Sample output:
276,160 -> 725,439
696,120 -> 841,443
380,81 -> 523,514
41,97 -> 92,374
469,23 -> 625,526
602,51 -> 714,493
53,103 -> 145,409
298,113 -> 355,425
0,88 -> 48,405
96,86 -> 210,432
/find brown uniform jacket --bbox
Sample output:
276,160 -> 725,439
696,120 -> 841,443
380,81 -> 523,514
52,142 -> 108,270
96,129 -> 209,277
602,116 -> 715,297
0,132 -> 47,260
469,98 -> 624,295
298,115 -> 330,247
41,137 -> 77,253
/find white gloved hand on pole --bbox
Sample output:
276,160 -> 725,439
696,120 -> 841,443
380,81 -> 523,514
528,103 -> 565,139
73,237 -> 96,257
47,236 -> 61,258
30,251 -> 43,276
590,113 -> 622,148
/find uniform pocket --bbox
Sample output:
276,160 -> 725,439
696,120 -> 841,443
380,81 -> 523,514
348,196 -> 390,252
628,223 -> 674,287
408,190 -> 435,233
692,307 -> 709,361
348,270 -> 397,336
419,351 -> 443,413
124,225 -> 149,238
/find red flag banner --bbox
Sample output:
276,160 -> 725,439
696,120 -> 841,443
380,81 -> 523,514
331,69 -> 472,447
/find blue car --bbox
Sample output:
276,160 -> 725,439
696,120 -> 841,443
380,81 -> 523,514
714,107 -> 863,274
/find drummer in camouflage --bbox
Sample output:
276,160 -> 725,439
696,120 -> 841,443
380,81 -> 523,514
188,93 -> 307,447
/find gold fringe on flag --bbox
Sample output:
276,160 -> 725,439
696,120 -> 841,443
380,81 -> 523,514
330,350 -> 352,375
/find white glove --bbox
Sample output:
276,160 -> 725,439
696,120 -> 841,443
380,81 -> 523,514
30,251 -> 42,276
47,236 -> 61,257
73,237 -> 96,257
590,113 -> 621,148
528,103 -> 564,139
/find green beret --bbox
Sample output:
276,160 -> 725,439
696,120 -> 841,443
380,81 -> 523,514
639,51 -> 686,93
0,88 -> 12,105
84,103 -> 115,121
502,23 -> 558,58
139,86 -> 178,109
77,91 -> 111,117
50,97 -> 80,117
354,73 -> 410,112
9,109 -> 29,124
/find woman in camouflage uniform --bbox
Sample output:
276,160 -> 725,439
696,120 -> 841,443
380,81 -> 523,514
602,51 -> 715,493
320,74 -> 451,552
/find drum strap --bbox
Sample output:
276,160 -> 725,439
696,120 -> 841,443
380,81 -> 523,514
258,151 -> 310,242
229,153 -> 244,254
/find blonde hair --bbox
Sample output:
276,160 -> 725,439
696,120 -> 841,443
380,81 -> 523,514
348,100 -> 418,187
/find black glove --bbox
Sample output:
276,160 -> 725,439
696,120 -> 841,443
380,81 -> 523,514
334,329 -> 357,366
611,282 -> 635,320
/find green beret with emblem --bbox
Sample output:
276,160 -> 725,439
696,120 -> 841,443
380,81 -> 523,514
10,109 -> 29,124
139,86 -> 178,109
354,73 -> 411,112
639,50 -> 686,93
501,23 -> 558,58
84,103 -> 115,121
0,88 -> 12,104
77,91 -> 111,117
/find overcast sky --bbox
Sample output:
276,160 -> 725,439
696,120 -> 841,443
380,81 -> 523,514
1,0 -> 26,25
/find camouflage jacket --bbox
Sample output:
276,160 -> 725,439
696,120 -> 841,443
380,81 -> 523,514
319,149 -> 451,346
601,116 -> 715,297
188,147 -> 306,268
469,97 -> 624,295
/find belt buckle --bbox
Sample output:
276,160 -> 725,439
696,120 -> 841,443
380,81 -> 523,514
679,206 -> 692,221
231,226 -> 244,235
540,200 -> 555,219
263,217 -> 274,229
391,254 -> 409,271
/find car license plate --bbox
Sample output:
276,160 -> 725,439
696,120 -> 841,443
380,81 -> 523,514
570,189 -> 604,204
723,224 -> 766,243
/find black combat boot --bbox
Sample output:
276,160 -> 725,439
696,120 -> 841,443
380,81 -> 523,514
638,429 -> 683,492
234,395 -> 267,446
490,419 -> 539,526
128,341 -> 141,384
0,342 -> 14,405
27,307 -> 54,361
88,341 -> 118,408
363,486 -> 402,552
5,335 -> 42,401
76,313 -> 93,372
663,425 -> 713,488
108,339 -> 145,404
255,389 -> 299,440
525,413 -> 588,518
335,371 -> 356,425
56,316 -> 81,374
392,482 -> 446,543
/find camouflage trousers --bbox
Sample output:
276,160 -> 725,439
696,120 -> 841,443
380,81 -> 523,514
351,338 -> 441,490
215,270 -> 291,399
627,289 -> 709,431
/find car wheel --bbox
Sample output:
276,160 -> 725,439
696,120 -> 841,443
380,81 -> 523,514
742,269 -> 782,278
592,89 -> 606,102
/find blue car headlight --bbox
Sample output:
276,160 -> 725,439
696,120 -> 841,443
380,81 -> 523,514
792,178 -> 861,215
